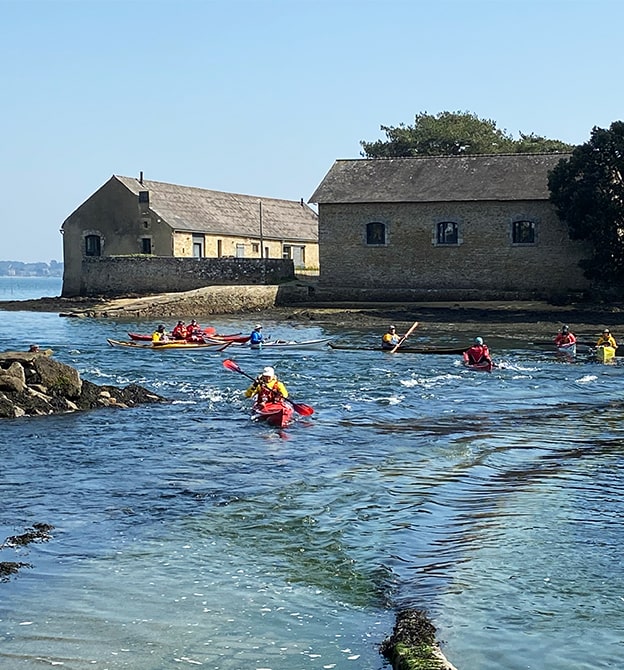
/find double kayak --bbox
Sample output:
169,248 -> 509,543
251,399 -> 294,428
107,338 -> 229,351
128,331 -> 249,343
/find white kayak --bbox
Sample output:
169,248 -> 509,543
556,342 -> 577,356
248,337 -> 333,350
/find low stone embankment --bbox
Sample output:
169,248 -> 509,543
0,349 -> 165,419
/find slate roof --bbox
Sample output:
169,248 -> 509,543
309,154 -> 571,204
115,175 -> 318,242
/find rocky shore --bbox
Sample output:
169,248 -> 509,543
0,348 -> 165,419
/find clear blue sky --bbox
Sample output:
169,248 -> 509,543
2,0 -> 622,263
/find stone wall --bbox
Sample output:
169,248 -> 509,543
318,201 -> 591,300
78,257 -> 295,297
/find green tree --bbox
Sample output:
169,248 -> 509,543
360,111 -> 574,157
548,121 -> 624,282
512,132 -> 574,154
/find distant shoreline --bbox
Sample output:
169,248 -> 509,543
0,274 -> 62,278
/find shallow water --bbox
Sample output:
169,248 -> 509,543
1,279 -> 623,669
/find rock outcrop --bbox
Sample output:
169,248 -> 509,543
0,349 -> 166,419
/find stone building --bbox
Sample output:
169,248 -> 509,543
61,174 -> 319,296
309,154 -> 591,301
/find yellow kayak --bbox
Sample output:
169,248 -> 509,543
107,338 -> 230,351
595,345 -> 616,364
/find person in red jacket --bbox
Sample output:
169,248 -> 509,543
172,320 -> 186,340
186,319 -> 203,341
554,325 -> 576,347
463,337 -> 492,365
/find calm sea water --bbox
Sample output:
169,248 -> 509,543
1,278 -> 623,669
0,276 -> 62,301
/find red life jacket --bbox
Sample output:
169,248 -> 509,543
465,344 -> 489,364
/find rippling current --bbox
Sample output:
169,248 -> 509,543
1,278 -> 623,669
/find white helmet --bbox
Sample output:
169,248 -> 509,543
262,366 -> 275,378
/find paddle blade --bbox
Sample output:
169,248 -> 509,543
203,327 -> 216,335
292,402 -> 314,416
223,359 -> 241,373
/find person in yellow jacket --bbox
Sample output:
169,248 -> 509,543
596,328 -> 617,349
151,324 -> 169,343
245,366 -> 289,404
381,325 -> 401,350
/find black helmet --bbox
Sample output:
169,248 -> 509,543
562,325 -> 569,333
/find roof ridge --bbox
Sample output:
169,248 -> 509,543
337,152 -> 571,162
114,175 -> 306,205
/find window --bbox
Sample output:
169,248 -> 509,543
138,191 -> 149,204
252,243 -> 259,254
512,220 -> 536,244
437,222 -> 459,245
141,238 -> 152,254
366,222 -> 386,245
192,234 -> 205,258
235,244 -> 245,258
283,245 -> 292,259
85,235 -> 101,257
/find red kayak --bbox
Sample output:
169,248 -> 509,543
465,359 -> 493,372
128,331 -> 249,343
251,400 -> 295,428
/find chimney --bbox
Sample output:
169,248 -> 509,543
300,198 -> 304,207
139,171 -> 144,185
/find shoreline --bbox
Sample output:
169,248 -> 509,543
1,294 -> 622,341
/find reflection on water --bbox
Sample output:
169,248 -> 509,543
1,301 -> 624,669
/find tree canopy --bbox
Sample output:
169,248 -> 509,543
548,121 -> 624,283
360,111 -> 574,157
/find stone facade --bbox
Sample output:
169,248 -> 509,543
316,200 -> 590,300
309,155 -> 592,301
62,175 -> 318,297
79,256 -> 296,297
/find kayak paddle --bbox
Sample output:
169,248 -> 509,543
222,359 -> 314,416
390,321 -> 419,353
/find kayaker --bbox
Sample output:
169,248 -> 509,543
245,366 -> 288,404
152,324 -> 169,343
596,328 -> 617,348
463,337 -> 492,365
381,325 -> 401,350
172,320 -> 186,339
554,325 -> 576,346
249,324 -> 264,347
186,319 -> 202,339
